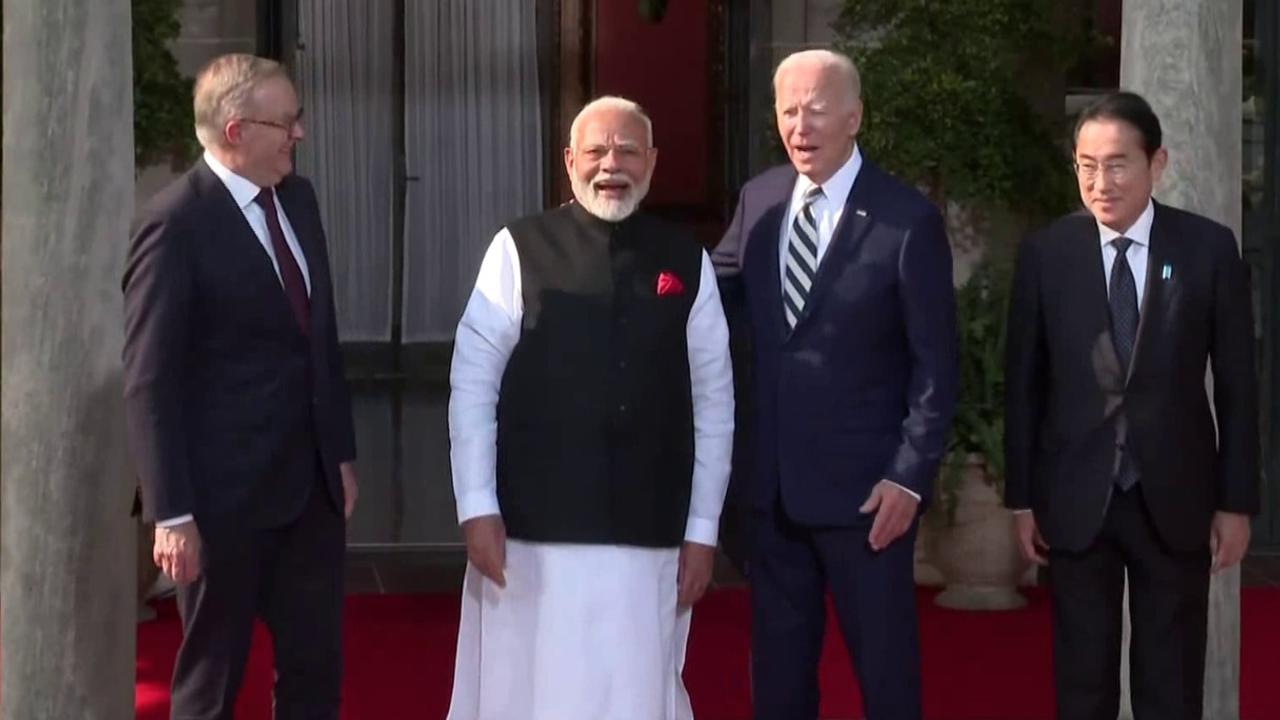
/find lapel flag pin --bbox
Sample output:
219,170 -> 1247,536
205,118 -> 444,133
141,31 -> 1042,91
1161,263 -> 1172,280
855,209 -> 868,217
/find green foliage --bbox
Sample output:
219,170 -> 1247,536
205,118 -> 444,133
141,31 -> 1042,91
835,0 -> 1090,217
834,0 -> 1097,521
936,251 -> 1012,523
133,0 -> 198,168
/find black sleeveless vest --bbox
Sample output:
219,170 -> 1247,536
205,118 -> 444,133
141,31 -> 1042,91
495,202 -> 703,547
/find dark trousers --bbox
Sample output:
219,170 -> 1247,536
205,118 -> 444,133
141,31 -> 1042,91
170,481 -> 346,720
750,499 -> 921,720
1048,486 -> 1211,720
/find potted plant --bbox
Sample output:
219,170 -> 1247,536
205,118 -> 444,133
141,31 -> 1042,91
834,0 -> 1093,607
133,0 -> 200,169
924,252 -> 1030,610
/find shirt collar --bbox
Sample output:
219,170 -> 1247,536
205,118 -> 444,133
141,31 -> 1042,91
204,150 -> 265,211
1097,198 -> 1155,249
792,144 -> 863,210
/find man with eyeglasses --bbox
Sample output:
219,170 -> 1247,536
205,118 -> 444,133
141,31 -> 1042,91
1004,90 -> 1259,720
445,96 -> 734,719
123,53 -> 358,719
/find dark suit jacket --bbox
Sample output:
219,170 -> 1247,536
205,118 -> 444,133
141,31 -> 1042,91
1004,201 -> 1259,552
123,159 -> 356,524
714,160 -> 958,525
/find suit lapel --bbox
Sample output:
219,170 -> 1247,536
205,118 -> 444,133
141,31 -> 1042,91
275,178 -> 324,339
1068,213 -> 1125,386
193,161 -> 305,335
1128,202 -> 1170,382
787,163 -> 878,335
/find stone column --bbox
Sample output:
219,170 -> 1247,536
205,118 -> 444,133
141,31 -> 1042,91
1120,2 -> 1243,718
1,1 -> 135,718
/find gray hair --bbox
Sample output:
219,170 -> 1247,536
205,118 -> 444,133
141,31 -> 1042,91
193,54 -> 290,149
568,96 -> 654,148
773,49 -> 862,105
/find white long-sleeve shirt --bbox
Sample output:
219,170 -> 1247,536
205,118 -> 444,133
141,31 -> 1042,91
448,227 -> 735,546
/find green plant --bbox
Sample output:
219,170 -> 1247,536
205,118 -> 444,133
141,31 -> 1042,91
936,251 -> 1012,523
835,0 -> 1090,218
133,0 -> 199,168
834,0 -> 1096,522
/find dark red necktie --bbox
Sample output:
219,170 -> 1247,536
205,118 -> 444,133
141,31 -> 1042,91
254,188 -> 310,334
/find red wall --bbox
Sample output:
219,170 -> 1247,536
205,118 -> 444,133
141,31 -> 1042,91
593,0 -> 711,208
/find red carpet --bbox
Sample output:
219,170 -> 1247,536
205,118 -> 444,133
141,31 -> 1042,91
136,587 -> 1280,720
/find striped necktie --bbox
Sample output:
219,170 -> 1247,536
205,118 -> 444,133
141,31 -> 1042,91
783,185 -> 824,329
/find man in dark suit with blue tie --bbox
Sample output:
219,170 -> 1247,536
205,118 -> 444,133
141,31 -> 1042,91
1004,91 -> 1259,720
123,54 -> 358,719
713,49 -> 958,719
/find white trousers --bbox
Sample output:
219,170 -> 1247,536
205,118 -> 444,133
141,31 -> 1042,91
447,539 -> 694,720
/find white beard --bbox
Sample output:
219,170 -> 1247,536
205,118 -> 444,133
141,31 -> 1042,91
571,173 -> 651,222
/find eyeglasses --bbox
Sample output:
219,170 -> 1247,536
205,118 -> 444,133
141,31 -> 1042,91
239,108 -> 304,133
1073,160 -> 1132,183
577,143 -> 649,162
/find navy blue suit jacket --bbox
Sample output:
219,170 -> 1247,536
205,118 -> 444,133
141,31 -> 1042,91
714,160 -> 958,526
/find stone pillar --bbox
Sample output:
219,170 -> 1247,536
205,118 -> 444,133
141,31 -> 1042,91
1,1 -> 135,718
1120,2 -> 1243,718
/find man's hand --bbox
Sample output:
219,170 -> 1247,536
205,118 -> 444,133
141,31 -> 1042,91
462,514 -> 507,587
1211,511 -> 1251,573
339,461 -> 359,520
678,541 -> 716,607
154,521 -> 203,585
859,480 -> 920,551
1014,511 -> 1049,566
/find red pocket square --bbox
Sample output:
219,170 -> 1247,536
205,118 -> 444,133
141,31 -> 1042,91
656,271 -> 685,296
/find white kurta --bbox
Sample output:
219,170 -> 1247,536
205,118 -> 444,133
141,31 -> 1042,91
446,224 -> 735,720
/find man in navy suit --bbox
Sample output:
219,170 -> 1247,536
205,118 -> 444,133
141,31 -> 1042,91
713,49 -> 957,719
124,54 -> 358,719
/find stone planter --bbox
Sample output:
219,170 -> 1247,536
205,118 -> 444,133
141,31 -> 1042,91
925,456 -> 1029,610
913,521 -> 944,586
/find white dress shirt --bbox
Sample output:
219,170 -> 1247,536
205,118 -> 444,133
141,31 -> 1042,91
448,227 -> 736,546
1098,198 -> 1153,307
156,153 -> 314,529
779,145 -> 920,503
778,144 -> 864,286
1010,198 -> 1155,515
203,151 -> 312,296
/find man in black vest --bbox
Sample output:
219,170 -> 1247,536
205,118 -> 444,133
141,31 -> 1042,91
445,96 -> 734,719
1004,91 -> 1259,719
